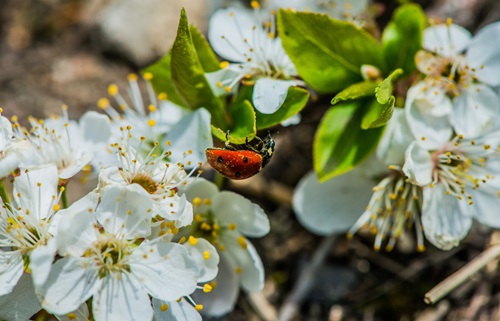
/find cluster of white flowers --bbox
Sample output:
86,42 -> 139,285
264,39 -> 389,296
0,73 -> 271,321
294,20 -> 500,251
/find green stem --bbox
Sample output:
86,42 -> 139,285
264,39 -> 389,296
214,172 -> 226,190
61,186 -> 68,209
0,179 -> 10,209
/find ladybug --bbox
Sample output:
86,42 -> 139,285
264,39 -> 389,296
205,132 -> 275,180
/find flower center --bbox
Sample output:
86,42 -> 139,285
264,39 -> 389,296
131,173 -> 158,194
84,234 -> 132,278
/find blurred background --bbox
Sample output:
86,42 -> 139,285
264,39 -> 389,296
1,0 -> 500,320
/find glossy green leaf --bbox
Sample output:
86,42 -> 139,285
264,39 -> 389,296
331,81 -> 378,105
211,100 -> 256,145
171,8 -> 226,127
256,86 -> 310,129
314,102 -> 384,181
278,9 -> 385,93
361,97 -> 395,129
142,52 -> 186,107
375,68 -> 403,104
190,25 -> 220,73
381,3 -> 426,77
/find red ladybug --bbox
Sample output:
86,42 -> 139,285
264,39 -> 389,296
205,132 -> 275,180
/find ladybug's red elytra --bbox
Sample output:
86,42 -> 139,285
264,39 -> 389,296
205,132 -> 275,180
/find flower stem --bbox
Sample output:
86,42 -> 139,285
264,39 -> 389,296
0,179 -> 10,209
61,186 -> 68,209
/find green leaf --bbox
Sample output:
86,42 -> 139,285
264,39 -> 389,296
375,68 -> 403,104
381,3 -> 426,77
189,25 -> 220,73
142,52 -> 186,107
211,100 -> 256,145
171,8 -> 226,128
361,97 -> 395,129
314,102 -> 384,181
278,9 -> 385,93
331,81 -> 378,105
256,86 -> 310,129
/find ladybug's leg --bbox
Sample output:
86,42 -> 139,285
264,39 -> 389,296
244,136 -> 260,152
225,130 -> 237,151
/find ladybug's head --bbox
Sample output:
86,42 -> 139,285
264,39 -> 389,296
260,132 -> 275,168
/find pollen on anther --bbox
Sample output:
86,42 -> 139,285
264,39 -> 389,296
188,236 -> 198,246
195,304 -> 203,311
160,303 -> 169,312
147,119 -> 156,127
203,284 -> 213,293
203,251 -> 210,260
220,61 -> 229,69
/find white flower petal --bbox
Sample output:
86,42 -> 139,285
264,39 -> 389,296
131,242 -> 199,302
80,111 -> 111,147
421,185 -> 472,250
205,67 -> 243,96
402,141 -> 433,186
183,238 -> 220,283
220,232 -> 264,292
208,7 -> 262,62
164,108 -> 213,166
405,84 -> 453,149
0,273 -> 41,321
466,21 -> 500,86
467,178 -> 500,228
280,113 -> 301,127
0,251 -> 23,296
58,152 -> 93,179
212,191 -> 270,237
56,194 -> 98,256
97,185 -> 153,238
253,78 -> 297,114
152,298 -> 201,321
423,24 -> 471,57
191,255 -> 239,317
55,303 -> 89,321
93,273 -> 152,321
172,195 -> 194,228
450,84 -> 500,138
39,257 -> 100,315
292,170 -> 374,235
180,178 -> 219,214
376,108 -> 414,166
30,238 -> 58,287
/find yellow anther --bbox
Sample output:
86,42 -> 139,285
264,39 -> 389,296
217,81 -> 223,88
446,18 -> 452,26
237,236 -> 247,249
225,86 -> 231,93
179,236 -> 186,244
148,105 -> 157,112
417,245 -> 426,252
147,119 -> 156,127
143,72 -> 153,80
220,61 -> 229,69
235,267 -> 242,274
194,304 -> 203,311
53,204 -> 60,211
193,197 -> 202,207
67,313 -> 77,320
203,251 -> 210,260
268,32 -> 275,39
108,84 -> 119,96
160,303 -> 169,311
213,223 -> 220,231
158,92 -> 168,100
219,244 -> 226,251
127,73 -> 138,81
188,236 -> 198,246
250,0 -> 260,9
228,223 -> 236,230
203,198 -> 212,205
203,284 -> 213,293
97,98 -> 110,109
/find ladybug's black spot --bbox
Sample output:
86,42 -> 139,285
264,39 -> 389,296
243,157 -> 248,163
217,156 -> 223,163
235,172 -> 241,177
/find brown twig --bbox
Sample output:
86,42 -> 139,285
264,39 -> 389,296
277,235 -> 338,321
